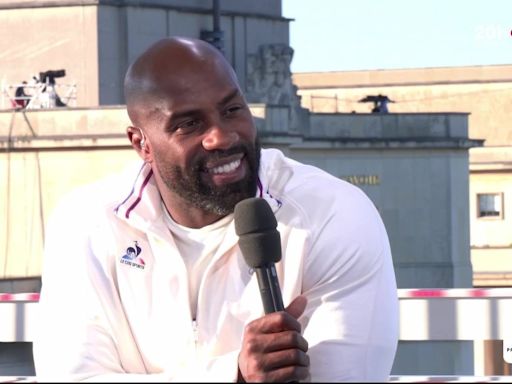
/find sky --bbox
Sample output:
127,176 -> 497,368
281,0 -> 512,73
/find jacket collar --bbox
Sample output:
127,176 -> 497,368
114,150 -> 283,231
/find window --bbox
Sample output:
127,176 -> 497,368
477,193 -> 503,219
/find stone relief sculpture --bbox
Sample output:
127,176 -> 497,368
246,44 -> 308,132
246,43 -> 298,105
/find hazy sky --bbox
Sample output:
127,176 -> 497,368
282,0 -> 512,73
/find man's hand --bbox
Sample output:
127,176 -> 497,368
238,295 -> 309,382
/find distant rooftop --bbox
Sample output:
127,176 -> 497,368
292,64 -> 512,89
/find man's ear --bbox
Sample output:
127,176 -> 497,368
127,126 -> 151,162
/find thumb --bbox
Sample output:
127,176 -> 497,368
285,294 -> 308,320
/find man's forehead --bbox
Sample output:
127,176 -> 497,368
125,37 -> 243,124
174,86 -> 243,110
158,85 -> 243,116
133,83 -> 244,127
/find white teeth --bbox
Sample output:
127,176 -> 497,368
211,159 -> 241,174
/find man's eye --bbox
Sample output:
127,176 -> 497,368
224,105 -> 243,117
177,119 -> 201,132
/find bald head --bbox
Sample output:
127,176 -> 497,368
124,37 -> 241,127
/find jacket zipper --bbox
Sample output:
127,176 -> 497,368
192,319 -> 199,349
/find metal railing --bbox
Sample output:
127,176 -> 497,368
1,81 -> 77,110
3,289 -> 512,381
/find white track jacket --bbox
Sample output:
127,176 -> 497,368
33,148 -> 399,382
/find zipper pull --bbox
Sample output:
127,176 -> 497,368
192,319 -> 199,348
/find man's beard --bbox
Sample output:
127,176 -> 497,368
156,138 -> 261,216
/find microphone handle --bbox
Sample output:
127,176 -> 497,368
254,264 -> 285,314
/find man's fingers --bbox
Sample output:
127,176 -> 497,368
248,330 -> 308,354
267,330 -> 308,353
265,347 -> 310,370
242,348 -> 310,383
246,312 -> 301,333
239,296 -> 310,383
285,295 -> 307,320
245,295 -> 308,334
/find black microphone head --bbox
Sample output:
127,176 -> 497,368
234,197 -> 277,236
234,197 -> 281,268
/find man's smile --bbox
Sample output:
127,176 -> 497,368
203,153 -> 246,185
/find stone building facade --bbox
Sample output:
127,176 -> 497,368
292,65 -> 512,286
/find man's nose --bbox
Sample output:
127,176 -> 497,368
202,123 -> 239,151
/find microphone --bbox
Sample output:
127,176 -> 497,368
234,197 -> 285,314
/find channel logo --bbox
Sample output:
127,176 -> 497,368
474,24 -> 512,41
503,339 -> 512,363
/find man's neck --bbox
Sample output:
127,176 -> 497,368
159,191 -> 226,229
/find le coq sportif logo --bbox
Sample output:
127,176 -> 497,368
120,241 -> 146,270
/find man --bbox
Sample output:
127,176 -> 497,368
33,37 -> 399,382
14,81 -> 29,108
